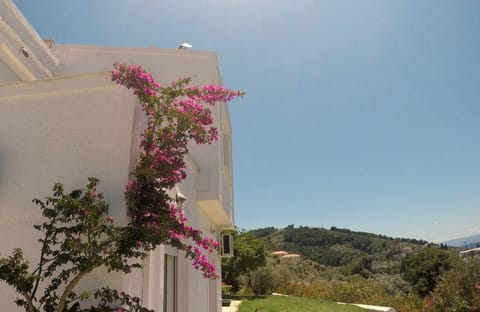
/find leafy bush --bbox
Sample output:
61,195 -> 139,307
246,264 -> 292,295
401,247 -> 459,297
426,260 -> 480,312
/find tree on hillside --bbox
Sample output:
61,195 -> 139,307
401,247 -> 459,297
221,231 -> 267,292
342,255 -> 373,278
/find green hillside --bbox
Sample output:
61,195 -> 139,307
250,225 -> 429,273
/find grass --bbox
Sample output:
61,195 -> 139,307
236,295 -> 366,312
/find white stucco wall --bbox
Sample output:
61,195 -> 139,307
0,50 -> 233,312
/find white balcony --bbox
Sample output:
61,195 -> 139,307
194,104 -> 235,230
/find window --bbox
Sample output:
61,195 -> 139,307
163,253 -> 177,312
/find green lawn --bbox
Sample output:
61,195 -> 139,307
236,295 -> 365,312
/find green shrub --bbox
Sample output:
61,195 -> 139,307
426,261 -> 480,312
401,247 -> 459,297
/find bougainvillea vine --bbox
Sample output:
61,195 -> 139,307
112,63 -> 244,279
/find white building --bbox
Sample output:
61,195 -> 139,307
0,1 -> 235,311
459,247 -> 480,263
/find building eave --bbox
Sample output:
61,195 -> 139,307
0,0 -> 59,82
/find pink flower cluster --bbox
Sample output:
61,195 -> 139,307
186,85 -> 244,105
112,63 -> 160,99
168,204 -> 219,251
168,203 -> 219,278
187,246 -> 217,279
112,63 -> 242,279
150,146 -> 187,185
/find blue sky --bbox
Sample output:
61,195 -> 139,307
14,0 -> 480,242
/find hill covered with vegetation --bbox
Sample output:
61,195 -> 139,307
250,225 -> 429,275
222,225 -> 479,312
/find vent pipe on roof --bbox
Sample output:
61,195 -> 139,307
178,42 -> 192,50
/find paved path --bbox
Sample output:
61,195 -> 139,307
222,300 -> 241,312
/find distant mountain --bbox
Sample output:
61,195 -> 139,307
443,234 -> 480,249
